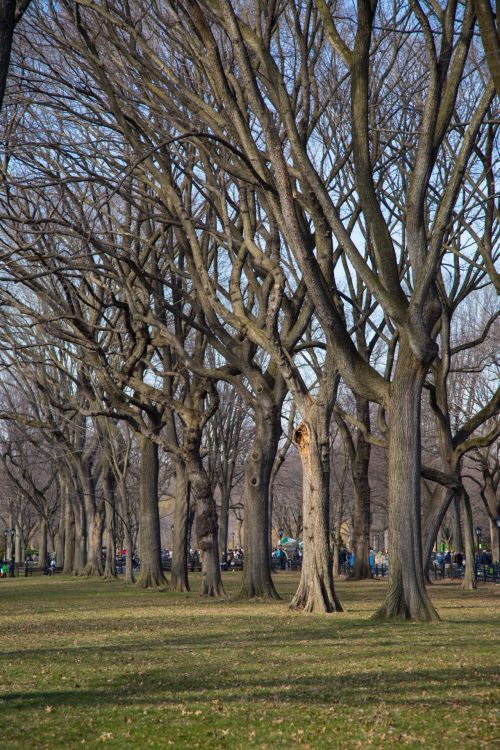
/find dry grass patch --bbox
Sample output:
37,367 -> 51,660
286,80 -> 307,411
0,573 -> 498,749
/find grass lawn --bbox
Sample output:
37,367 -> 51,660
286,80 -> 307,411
0,573 -> 498,749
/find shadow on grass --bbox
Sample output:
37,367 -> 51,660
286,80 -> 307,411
1,663 -> 498,713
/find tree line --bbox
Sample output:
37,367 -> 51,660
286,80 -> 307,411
0,0 -> 498,620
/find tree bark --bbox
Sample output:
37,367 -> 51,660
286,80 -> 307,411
290,409 -> 343,612
451,496 -> 464,553
39,517 -> 48,571
185,434 -> 224,598
462,490 -> 477,590
55,490 -> 66,569
14,523 -> 22,563
77,465 -> 103,577
218,480 -> 231,560
171,457 -> 190,592
72,493 -> 87,575
0,0 -> 16,114
490,519 -> 500,564
136,434 -> 166,588
350,396 -> 372,579
123,524 -> 135,584
63,497 -> 75,575
373,347 -> 439,621
239,400 -> 281,599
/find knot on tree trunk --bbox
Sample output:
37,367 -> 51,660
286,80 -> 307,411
197,509 -> 217,540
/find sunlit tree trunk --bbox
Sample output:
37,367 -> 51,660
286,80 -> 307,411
171,457 -> 190,592
136,434 -> 166,588
291,405 -> 342,613
240,399 -> 281,600
374,344 -> 439,621
462,490 -> 477,591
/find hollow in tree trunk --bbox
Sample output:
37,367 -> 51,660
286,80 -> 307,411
171,457 -> 190,592
137,435 -> 167,588
290,412 -> 342,613
373,349 -> 439,622
239,401 -> 281,600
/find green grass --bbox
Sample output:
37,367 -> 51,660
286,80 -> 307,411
0,574 -> 498,749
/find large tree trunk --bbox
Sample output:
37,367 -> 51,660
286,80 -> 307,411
171,457 -> 190,592
137,435 -> 166,588
462,490 -> 477,590
124,524 -> 135,584
185,436 -> 224,598
102,469 -> 117,579
77,465 -> 103,577
39,518 -> 48,572
14,523 -> 22,564
63,498 -> 75,575
350,396 -> 372,579
240,400 -> 281,600
451,496 -> 464,553
55,492 -> 66,569
84,505 -> 105,577
72,496 -> 87,575
373,350 -> 439,622
218,480 -> 231,560
490,519 -> 500,564
290,408 -> 342,613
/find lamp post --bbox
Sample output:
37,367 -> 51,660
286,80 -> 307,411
496,517 -> 500,563
231,532 -> 235,551
278,528 -> 284,545
3,529 -> 7,562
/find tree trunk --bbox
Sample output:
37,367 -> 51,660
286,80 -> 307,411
185,437 -> 224,598
421,485 -> 454,576
15,523 -> 22,564
451,496 -> 464,553
63,498 -> 75,575
350,396 -> 372,579
39,518 -> 48,571
290,410 -> 343,613
462,490 -> 477,590
137,435 -> 166,588
84,506 -> 105,576
218,480 -> 231,560
124,524 -> 135,584
72,497 -> 87,575
171,457 -> 190,592
490,519 -> 500,564
103,471 -> 117,579
373,349 -> 439,622
55,494 -> 66,569
77,466 -> 103,577
240,401 -> 281,599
